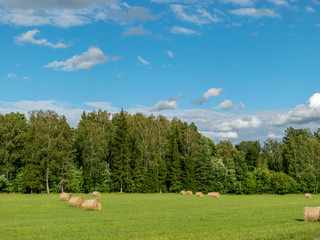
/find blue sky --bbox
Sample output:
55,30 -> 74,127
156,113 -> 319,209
1,0 -> 320,144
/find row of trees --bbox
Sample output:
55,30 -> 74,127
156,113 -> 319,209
0,110 -> 320,194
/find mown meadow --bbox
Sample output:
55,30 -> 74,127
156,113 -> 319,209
1,193 -> 320,240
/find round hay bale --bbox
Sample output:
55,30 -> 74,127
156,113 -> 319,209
196,192 -> 204,197
186,191 -> 193,195
208,192 -> 220,198
84,199 -> 101,211
60,192 -> 73,201
304,207 -> 320,222
180,191 -> 187,195
92,191 -> 101,197
305,193 -> 312,198
69,197 -> 85,207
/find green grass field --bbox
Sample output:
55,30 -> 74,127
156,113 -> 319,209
0,193 -> 320,240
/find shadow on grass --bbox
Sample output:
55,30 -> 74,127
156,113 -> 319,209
295,218 -> 304,222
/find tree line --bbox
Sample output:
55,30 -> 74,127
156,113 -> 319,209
0,109 -> 320,194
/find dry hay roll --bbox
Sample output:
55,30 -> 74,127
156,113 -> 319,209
92,191 -> 101,197
305,193 -> 312,198
208,192 -> 221,198
304,207 -> 320,222
84,199 -> 101,211
196,192 -> 204,197
69,197 -> 85,207
180,191 -> 187,195
186,191 -> 193,195
60,192 -> 73,201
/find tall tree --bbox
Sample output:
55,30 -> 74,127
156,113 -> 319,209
74,110 -> 113,192
110,109 -> 132,192
0,113 -> 26,184
25,110 -> 72,194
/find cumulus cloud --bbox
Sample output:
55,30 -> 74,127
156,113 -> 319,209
201,131 -> 239,139
274,93 -> 320,125
170,4 -> 223,25
44,47 -> 120,71
122,25 -> 150,37
230,8 -> 280,18
192,88 -> 223,105
215,100 -> 238,110
137,56 -> 150,65
215,100 -> 246,110
151,100 -> 177,111
220,0 -> 254,6
15,29 -> 68,48
170,26 -> 198,35
217,116 -> 262,131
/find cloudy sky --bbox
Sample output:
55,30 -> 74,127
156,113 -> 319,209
1,0 -> 320,144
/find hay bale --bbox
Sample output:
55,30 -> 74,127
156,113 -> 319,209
60,192 -> 73,201
305,193 -> 312,198
92,191 -> 101,197
304,207 -> 320,222
180,191 -> 187,195
186,191 -> 193,195
196,192 -> 204,197
83,199 -> 101,211
69,197 -> 85,207
208,192 -> 220,198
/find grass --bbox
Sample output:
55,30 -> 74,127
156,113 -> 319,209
0,193 -> 320,240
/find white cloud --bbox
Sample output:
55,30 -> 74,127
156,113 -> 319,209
217,116 -> 262,131
44,47 -> 120,71
267,133 -> 283,139
170,26 -> 198,35
151,100 -> 177,111
167,50 -> 174,58
137,56 -> 150,65
192,88 -> 223,105
230,8 -> 280,18
204,88 -> 223,98
15,29 -> 69,48
122,25 -> 150,37
220,0 -> 254,6
274,93 -> 320,125
7,73 -> 16,79
306,6 -> 315,13
0,2 -> 157,27
0,0 -> 117,9
201,131 -> 239,139
170,4 -> 223,25
84,102 -> 118,112
215,100 -> 238,110
0,8 -> 92,27
267,0 -> 289,7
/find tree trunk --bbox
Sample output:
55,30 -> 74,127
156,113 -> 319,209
61,185 -> 64,193
46,167 -> 50,194
120,183 -> 123,193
